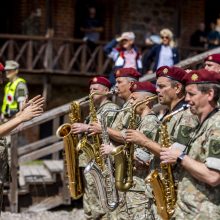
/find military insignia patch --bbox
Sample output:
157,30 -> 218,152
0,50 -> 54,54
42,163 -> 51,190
209,139 -> 220,157
208,55 -> 213,60
163,68 -> 168,74
191,73 -> 198,81
93,77 -> 97,82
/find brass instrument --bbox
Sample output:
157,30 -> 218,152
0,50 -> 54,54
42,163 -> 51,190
113,95 -> 158,192
77,91 -> 113,169
84,90 -> 120,212
146,104 -> 189,220
56,97 -> 88,199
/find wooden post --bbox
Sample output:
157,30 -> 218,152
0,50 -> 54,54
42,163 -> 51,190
27,40 -> 33,70
10,134 -> 18,213
42,75 -> 52,108
80,44 -> 87,74
52,118 -> 60,160
97,46 -> 103,74
8,40 -> 14,60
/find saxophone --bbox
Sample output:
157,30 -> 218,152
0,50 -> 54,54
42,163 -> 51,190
113,95 -> 158,192
146,104 -> 189,220
77,91 -> 113,169
56,97 -> 89,199
83,90 -> 121,212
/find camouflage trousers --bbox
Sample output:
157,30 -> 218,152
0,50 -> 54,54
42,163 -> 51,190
0,139 -> 8,213
83,171 -> 110,220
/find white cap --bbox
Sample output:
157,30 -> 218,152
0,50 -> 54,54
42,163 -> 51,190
116,32 -> 135,41
4,60 -> 19,70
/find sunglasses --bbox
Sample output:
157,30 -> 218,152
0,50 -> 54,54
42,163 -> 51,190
161,36 -> 169,39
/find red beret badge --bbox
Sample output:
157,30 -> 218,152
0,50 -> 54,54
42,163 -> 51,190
191,73 -> 199,81
93,77 -> 98,82
163,68 -> 169,74
208,56 -> 213,60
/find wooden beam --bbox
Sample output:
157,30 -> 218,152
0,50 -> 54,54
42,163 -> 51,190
18,142 -> 64,164
18,135 -> 59,156
10,134 -> 18,213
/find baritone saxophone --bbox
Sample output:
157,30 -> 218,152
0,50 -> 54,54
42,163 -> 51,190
56,97 -> 89,199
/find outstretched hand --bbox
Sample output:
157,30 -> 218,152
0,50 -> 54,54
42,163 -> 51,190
18,103 -> 44,122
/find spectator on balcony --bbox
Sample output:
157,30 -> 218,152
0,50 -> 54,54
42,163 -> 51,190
142,28 -> 179,74
1,61 -> 28,121
190,22 -> 207,48
207,22 -> 220,49
80,6 -> 103,51
22,9 -> 41,35
104,31 -> 142,84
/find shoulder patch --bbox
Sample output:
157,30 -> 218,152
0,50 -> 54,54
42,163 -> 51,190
209,139 -> 220,158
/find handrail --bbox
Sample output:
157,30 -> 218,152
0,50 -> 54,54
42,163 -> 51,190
140,46 -> 220,82
10,96 -> 89,135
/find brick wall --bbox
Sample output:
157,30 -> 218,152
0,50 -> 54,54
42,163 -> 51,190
179,0 -> 205,46
7,0 -> 206,46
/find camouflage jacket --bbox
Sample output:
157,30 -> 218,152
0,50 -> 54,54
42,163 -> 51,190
130,112 -> 160,192
110,100 -> 133,131
174,109 -> 220,220
79,100 -> 119,167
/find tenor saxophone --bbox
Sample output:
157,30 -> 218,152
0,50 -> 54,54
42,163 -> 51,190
146,104 -> 189,220
56,97 -> 88,199
113,95 -> 158,192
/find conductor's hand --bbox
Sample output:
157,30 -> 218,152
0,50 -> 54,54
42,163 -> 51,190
71,123 -> 89,134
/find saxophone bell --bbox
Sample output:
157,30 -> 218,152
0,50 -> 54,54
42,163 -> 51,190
56,123 -> 72,138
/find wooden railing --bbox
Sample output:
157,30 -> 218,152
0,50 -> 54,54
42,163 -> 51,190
140,46 -> 220,82
0,34 -> 112,76
0,34 -> 208,76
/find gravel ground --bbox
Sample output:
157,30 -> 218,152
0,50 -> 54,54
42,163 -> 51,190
0,209 -> 85,220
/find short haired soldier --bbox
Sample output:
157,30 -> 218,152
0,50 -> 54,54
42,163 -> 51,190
160,69 -> 220,219
1,60 -> 28,121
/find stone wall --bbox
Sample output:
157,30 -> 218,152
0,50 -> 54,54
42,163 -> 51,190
5,0 -> 206,46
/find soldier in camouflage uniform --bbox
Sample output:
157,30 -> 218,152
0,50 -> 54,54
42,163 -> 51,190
125,66 -> 199,219
91,68 -> 141,220
72,76 -> 119,220
160,69 -> 220,220
120,81 -> 159,220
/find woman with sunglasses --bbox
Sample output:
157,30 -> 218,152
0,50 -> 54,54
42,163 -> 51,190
142,28 -> 179,75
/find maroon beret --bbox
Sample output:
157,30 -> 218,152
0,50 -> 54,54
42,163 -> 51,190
156,66 -> 186,83
115,68 -> 141,80
204,54 -> 220,64
0,63 -> 4,72
182,69 -> 220,85
130,81 -> 156,94
89,76 -> 111,89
